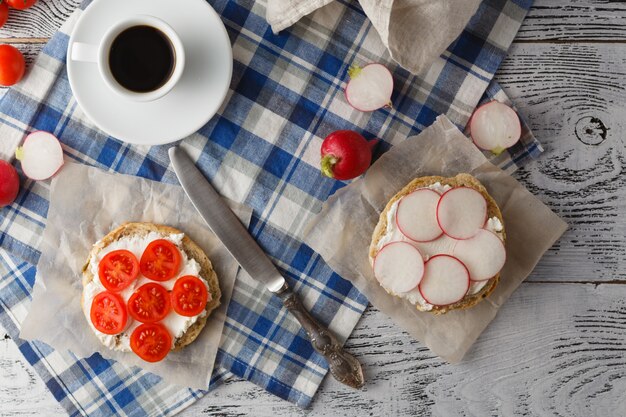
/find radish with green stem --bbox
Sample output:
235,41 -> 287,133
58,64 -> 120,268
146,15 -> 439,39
320,130 -> 377,180
345,63 -> 393,112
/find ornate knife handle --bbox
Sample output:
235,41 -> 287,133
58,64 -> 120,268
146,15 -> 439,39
275,282 -> 364,389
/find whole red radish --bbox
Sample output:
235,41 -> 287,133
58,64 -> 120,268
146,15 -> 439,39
0,160 -> 19,207
320,130 -> 376,180
0,2 -> 9,29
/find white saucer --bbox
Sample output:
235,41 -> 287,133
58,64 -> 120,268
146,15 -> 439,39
67,0 -> 232,146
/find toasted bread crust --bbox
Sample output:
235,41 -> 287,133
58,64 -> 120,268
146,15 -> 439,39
369,174 -> 505,314
81,222 -> 221,350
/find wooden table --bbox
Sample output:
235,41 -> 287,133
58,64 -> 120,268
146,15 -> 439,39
2,1 -> 625,415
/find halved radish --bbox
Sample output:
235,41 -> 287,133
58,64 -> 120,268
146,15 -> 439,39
396,189 -> 443,242
418,255 -> 470,306
345,63 -> 393,112
373,242 -> 424,294
470,101 -> 521,154
15,131 -> 64,180
453,229 -> 506,281
437,187 -> 487,240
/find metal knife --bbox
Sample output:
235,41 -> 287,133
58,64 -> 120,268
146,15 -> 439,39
169,146 -> 364,389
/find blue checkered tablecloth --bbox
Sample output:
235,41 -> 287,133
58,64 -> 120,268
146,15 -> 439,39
0,0 -> 537,414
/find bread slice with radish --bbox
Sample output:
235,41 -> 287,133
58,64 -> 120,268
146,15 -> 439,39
368,174 -> 506,314
373,242 -> 425,295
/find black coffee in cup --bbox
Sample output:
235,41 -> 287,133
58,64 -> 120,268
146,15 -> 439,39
108,25 -> 175,93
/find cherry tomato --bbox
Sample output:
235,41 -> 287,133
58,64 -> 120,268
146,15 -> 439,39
90,291 -> 128,335
0,44 -> 25,86
0,160 -> 19,207
130,323 -> 171,362
5,0 -> 37,10
171,276 -> 209,317
98,249 -> 139,292
0,3 -> 9,28
128,283 -> 171,323
139,239 -> 181,281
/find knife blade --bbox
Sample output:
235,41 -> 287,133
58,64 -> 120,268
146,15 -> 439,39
169,147 -> 285,293
169,146 -> 364,389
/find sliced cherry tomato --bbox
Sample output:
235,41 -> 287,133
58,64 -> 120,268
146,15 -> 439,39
171,276 -> 209,317
128,283 -> 171,323
6,0 -> 37,10
0,3 -> 9,29
90,291 -> 127,335
130,323 -> 172,362
0,44 -> 25,86
98,249 -> 140,292
139,239 -> 181,281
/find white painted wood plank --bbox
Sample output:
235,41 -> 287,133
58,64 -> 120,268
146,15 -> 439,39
0,0 -> 625,41
495,42 -> 626,282
0,0 -> 80,40
3,283 -> 626,417
0,334 -> 66,416
519,0 -> 626,41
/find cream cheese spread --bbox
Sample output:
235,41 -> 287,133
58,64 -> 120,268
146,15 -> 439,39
83,232 -> 207,351
375,183 -> 504,311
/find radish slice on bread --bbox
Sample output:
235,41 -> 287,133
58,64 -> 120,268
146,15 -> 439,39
437,187 -> 487,240
15,131 -> 64,180
396,189 -> 443,242
453,229 -> 506,281
470,101 -> 521,154
418,255 -> 470,306
373,242 -> 424,294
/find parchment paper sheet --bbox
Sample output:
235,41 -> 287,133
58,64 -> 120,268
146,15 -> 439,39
303,115 -> 568,363
20,162 -> 251,389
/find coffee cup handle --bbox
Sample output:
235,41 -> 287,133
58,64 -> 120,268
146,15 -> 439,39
70,42 -> 98,63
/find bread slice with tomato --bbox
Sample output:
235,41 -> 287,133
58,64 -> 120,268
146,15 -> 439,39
81,222 -> 220,360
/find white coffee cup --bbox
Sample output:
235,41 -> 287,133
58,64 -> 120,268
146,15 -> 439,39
70,15 -> 185,102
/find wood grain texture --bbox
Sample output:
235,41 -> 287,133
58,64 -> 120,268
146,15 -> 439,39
0,333 -> 66,416
0,0 -> 624,42
519,0 -> 626,41
0,0 -> 80,40
3,284 -> 626,417
494,42 -> 626,283
182,284 -> 626,417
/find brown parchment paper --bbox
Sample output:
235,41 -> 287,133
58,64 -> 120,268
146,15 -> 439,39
303,115 -> 568,363
19,162 -> 251,389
